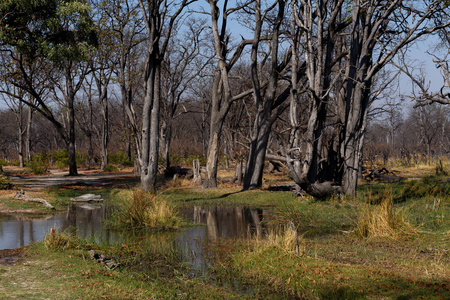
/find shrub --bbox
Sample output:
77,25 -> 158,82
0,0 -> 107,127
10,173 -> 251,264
52,149 -> 89,169
0,175 -> 13,190
0,158 -> 6,169
185,155 -> 206,166
28,153 -> 49,174
77,152 -> 88,168
52,149 -> 69,169
109,151 -> 134,167
103,164 -> 119,173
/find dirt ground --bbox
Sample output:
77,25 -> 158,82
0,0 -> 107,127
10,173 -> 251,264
3,166 -> 140,191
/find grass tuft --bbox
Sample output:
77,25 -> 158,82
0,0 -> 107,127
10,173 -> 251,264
112,189 -> 185,230
355,187 -> 416,239
43,229 -> 88,250
253,225 -> 304,256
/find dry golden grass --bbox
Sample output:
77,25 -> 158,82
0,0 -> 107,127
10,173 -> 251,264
355,188 -> 416,239
252,225 -> 304,256
114,189 -> 184,230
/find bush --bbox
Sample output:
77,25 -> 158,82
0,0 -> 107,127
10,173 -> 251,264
52,149 -> 69,169
103,164 -> 119,173
0,175 -> 13,190
77,152 -> 88,168
185,155 -> 206,166
109,151 -> 134,167
28,153 -> 49,174
0,158 -> 6,169
52,149 -> 88,169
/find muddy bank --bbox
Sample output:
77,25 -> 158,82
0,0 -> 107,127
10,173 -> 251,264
0,208 -> 52,215
0,246 -> 26,265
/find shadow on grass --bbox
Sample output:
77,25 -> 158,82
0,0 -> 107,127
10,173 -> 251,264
169,189 -> 245,204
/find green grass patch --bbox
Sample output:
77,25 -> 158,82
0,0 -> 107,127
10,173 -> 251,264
162,187 -> 297,209
209,233 -> 450,299
2,170 -> 450,299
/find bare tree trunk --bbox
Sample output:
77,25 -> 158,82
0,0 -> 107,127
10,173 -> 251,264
244,121 -> 272,189
193,158 -> 201,185
162,119 -> 173,169
100,88 -> 109,171
243,0 -> 287,190
234,160 -> 243,184
141,58 -> 159,191
203,0 -> 253,188
18,119 -> 24,168
67,88 -> 78,176
25,106 -> 33,164
203,119 -> 222,188
86,94 -> 95,169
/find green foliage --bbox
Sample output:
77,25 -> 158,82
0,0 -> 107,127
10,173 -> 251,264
185,155 -> 206,166
103,164 -> 118,173
52,149 -> 69,169
0,0 -> 98,65
109,152 -> 133,167
28,153 -> 49,174
0,175 -> 13,189
0,158 -> 6,169
52,149 -> 87,169
77,152 -> 88,167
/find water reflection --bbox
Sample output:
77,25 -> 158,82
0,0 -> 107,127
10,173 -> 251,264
191,206 -> 269,239
0,203 -> 108,250
0,204 -> 272,273
176,206 -> 272,272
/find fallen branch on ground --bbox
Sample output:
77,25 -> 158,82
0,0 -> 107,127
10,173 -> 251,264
13,191 -> 55,209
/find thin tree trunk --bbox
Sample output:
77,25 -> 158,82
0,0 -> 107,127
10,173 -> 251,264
100,89 -> 109,171
25,106 -> 33,164
18,121 -> 24,168
67,92 -> 78,176
193,158 -> 201,185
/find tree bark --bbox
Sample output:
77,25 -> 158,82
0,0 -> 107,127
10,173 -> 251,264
243,0 -> 287,190
25,106 -> 33,163
193,158 -> 201,185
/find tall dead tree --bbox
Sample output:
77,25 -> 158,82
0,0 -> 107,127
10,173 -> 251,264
287,0 -> 450,198
106,0 -> 146,173
138,0 -> 195,191
203,0 -> 255,188
243,0 -> 295,190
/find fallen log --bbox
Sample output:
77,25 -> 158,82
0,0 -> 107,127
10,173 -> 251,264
71,194 -> 103,203
13,191 -> 55,209
372,170 -> 406,182
363,167 -> 405,182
